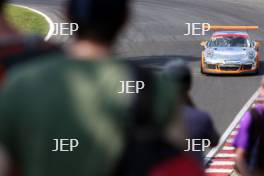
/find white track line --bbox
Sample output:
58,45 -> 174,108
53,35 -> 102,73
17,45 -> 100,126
11,4 -> 54,41
215,153 -> 237,158
206,88 -> 260,160
256,97 -> 264,101
206,168 -> 233,173
210,161 -> 235,166
222,146 -> 235,151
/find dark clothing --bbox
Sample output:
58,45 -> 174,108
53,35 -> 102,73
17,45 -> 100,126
183,105 -> 219,163
116,138 -> 205,176
0,35 -> 59,85
0,53 -> 178,176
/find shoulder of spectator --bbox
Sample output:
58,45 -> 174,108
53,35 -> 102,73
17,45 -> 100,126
184,105 -> 212,120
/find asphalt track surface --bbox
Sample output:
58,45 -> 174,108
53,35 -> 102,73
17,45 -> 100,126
11,0 -> 264,135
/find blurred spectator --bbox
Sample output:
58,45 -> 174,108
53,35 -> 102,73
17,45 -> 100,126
115,60 -> 207,176
233,78 -> 264,176
0,0 -> 204,176
162,61 -> 219,165
0,0 -> 59,86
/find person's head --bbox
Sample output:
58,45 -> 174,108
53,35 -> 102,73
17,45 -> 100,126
67,0 -> 130,46
163,60 -> 192,92
162,60 -> 192,104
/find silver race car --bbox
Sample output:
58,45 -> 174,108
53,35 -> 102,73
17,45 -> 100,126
201,29 -> 260,74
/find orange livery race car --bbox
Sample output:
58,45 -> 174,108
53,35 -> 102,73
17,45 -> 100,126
200,26 -> 261,74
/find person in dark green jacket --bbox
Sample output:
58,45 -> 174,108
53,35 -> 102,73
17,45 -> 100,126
0,0 -> 185,176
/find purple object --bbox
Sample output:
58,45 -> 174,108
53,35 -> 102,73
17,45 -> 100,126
233,106 -> 264,149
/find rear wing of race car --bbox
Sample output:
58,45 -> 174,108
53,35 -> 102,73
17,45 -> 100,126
207,25 -> 259,31
201,25 -> 261,47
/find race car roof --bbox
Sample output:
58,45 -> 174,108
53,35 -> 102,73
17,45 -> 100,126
212,31 -> 249,38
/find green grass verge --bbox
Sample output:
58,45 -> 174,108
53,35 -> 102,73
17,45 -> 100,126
4,4 -> 49,36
